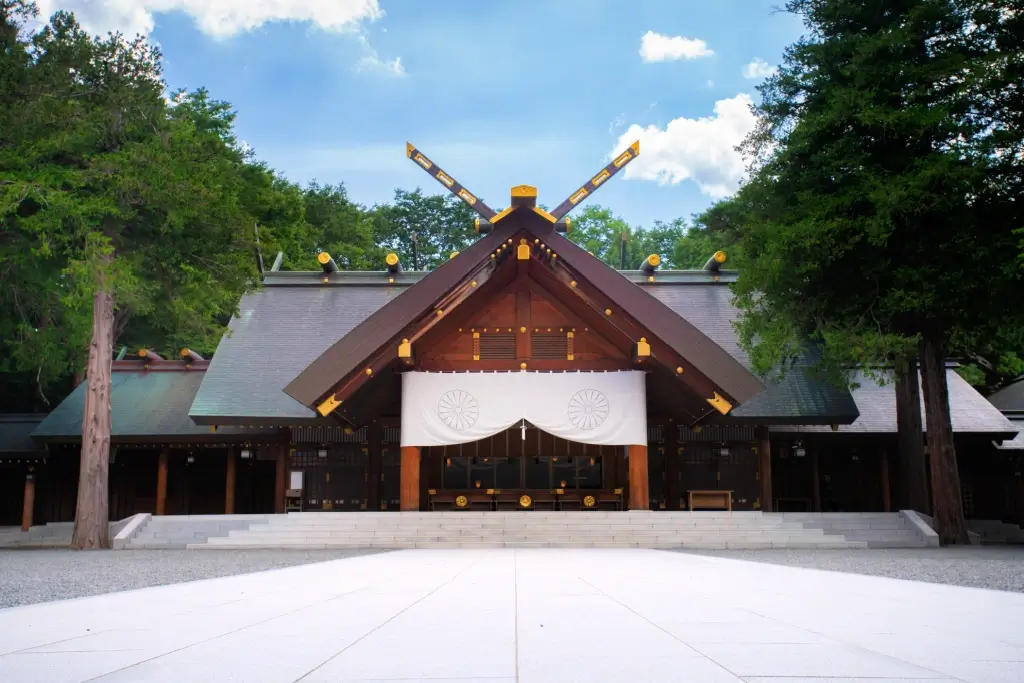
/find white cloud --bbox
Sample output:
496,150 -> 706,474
639,30 -> 713,62
610,93 -> 757,198
354,54 -> 404,77
35,0 -> 384,39
743,58 -> 777,79
608,113 -> 626,135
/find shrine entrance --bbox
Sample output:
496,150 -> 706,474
421,425 -> 626,510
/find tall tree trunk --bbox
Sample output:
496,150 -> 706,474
894,357 -> 929,513
918,336 -> 969,545
70,281 -> 114,549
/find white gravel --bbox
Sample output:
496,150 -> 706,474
0,549 -> 384,609
675,546 -> 1024,592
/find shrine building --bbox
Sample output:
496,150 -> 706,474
3,142 -> 1021,529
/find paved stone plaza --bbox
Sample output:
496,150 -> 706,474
1,549 -> 1021,682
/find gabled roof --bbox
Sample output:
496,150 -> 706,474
191,268 -> 860,425
0,414 -> 47,457
988,379 -> 1024,412
770,370 -> 1017,436
284,209 -> 765,412
34,363 -> 279,442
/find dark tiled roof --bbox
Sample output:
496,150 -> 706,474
988,379 -> 1024,412
190,284 -> 406,423
0,414 -> 47,456
645,282 -> 859,423
32,369 -> 278,441
770,370 -> 1017,435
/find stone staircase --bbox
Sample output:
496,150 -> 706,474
124,515 -> 269,549
966,519 -> 1024,545
180,511 -> 932,550
780,512 -> 931,548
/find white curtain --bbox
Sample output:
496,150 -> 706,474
400,370 -> 647,447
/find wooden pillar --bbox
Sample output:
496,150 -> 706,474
274,445 -> 287,514
225,447 -> 237,514
628,444 -> 649,510
810,447 -> 821,512
156,448 -> 169,516
21,472 -> 35,531
756,428 -> 773,512
881,446 -> 892,512
400,446 -> 421,511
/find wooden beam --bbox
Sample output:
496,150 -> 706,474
881,447 -> 892,512
515,282 -> 531,360
21,472 -> 35,532
400,446 -> 421,511
225,446 -> 237,515
542,259 -> 734,409
628,445 -> 649,510
275,446 -> 287,514
156,448 -> 169,516
367,422 -> 383,510
756,428 -> 773,512
318,259 -> 503,416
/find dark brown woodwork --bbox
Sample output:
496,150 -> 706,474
516,283 -> 531,359
919,337 -> 969,544
275,446 -> 287,514
628,445 -> 649,510
894,359 -> 929,513
71,281 -> 114,549
367,423 -> 383,509
225,447 -> 237,514
811,448 -> 822,512
756,428 -> 773,512
664,422 -> 681,509
400,446 -> 421,511
156,448 -> 169,515
21,473 -> 35,531
881,447 -> 891,512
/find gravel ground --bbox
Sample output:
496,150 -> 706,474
677,546 -> 1024,593
0,549 -> 384,609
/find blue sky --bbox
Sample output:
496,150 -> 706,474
41,0 -> 804,228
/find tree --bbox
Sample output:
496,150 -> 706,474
2,10 -> 264,546
371,188 -> 476,270
732,0 -> 1023,544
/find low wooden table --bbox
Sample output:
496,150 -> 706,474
687,490 -> 733,511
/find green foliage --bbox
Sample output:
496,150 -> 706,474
730,0 -> 1024,383
371,188 -> 477,271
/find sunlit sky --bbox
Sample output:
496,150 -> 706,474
39,0 -> 803,227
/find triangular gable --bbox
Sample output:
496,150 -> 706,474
284,143 -> 765,419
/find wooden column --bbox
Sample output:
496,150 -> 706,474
225,447 -> 237,514
810,448 -> 822,512
756,428 -> 773,512
156,448 -> 169,516
881,447 -> 892,512
21,472 -> 35,531
400,446 -> 421,511
628,444 -> 649,510
274,445 -> 287,514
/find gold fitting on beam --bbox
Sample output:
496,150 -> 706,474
647,253 -> 661,267
636,337 -> 651,357
570,280 -> 577,288
519,326 -> 526,333
511,184 -> 537,198
365,368 -> 373,376
706,392 -> 734,416
520,362 -> 527,369
604,308 -> 612,316
385,252 -> 399,267
317,252 -> 332,265
520,238 -> 527,244
450,251 -> 459,259
713,250 -> 727,263
398,339 -> 412,359
471,280 -> 477,287
490,206 -> 515,224
317,393 -> 342,417
676,366 -> 684,374
517,243 -> 530,260
436,309 -> 444,317
532,206 -> 556,223
405,141 -> 415,157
